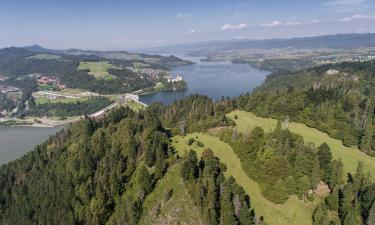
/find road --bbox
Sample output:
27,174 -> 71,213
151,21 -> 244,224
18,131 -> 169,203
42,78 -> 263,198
88,93 -> 148,118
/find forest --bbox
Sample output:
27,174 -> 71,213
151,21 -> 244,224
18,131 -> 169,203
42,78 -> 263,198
0,99 -> 261,225
231,60 -> 375,156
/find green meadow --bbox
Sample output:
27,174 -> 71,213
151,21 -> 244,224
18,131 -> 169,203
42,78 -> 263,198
227,110 -> 375,177
172,133 -> 318,225
78,61 -> 117,80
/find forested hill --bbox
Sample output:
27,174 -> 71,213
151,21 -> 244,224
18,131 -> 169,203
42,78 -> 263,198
0,97 -> 260,225
233,60 -> 375,155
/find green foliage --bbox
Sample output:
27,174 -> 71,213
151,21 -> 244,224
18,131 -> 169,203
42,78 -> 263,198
313,162 -> 375,225
312,203 -> 330,225
216,124 -> 326,203
180,149 -> 257,225
28,96 -> 113,117
0,106 -> 172,225
231,60 -> 375,156
180,150 -> 198,181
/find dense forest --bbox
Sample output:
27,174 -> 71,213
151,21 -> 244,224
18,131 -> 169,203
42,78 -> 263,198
0,98 -> 261,225
232,60 -> 375,156
28,97 -> 113,117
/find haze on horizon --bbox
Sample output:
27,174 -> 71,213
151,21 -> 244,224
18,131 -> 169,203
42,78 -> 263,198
1,0 -> 375,50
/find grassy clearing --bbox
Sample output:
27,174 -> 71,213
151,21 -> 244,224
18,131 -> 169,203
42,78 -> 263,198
123,100 -> 145,112
139,165 -> 204,225
78,61 -> 117,80
227,110 -> 375,177
172,133 -> 317,225
35,96 -> 89,105
27,53 -> 62,60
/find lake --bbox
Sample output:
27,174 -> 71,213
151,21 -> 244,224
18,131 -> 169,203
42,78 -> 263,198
0,57 -> 269,165
140,57 -> 270,105
0,126 -> 65,165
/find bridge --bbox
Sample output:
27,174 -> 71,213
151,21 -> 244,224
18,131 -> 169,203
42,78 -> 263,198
89,93 -> 148,118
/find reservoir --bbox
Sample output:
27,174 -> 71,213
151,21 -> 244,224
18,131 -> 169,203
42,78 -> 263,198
0,57 -> 269,165
140,58 -> 270,105
0,126 -> 65,165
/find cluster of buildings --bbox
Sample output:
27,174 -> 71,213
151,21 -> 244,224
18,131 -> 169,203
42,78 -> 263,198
167,75 -> 183,82
125,66 -> 169,80
0,85 -> 18,94
36,75 -> 66,89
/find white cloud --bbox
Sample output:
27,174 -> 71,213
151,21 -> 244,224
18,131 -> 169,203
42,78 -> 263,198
338,14 -> 375,21
285,21 -> 302,26
311,19 -> 320,23
177,13 -> 192,20
189,29 -> 196,34
220,23 -> 248,31
261,20 -> 282,27
112,39 -> 125,45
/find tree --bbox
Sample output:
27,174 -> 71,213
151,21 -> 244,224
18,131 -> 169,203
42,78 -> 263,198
368,203 -> 375,225
312,203 -> 330,225
137,166 -> 153,197
180,150 -> 198,181
220,181 -> 239,225
317,143 -> 333,183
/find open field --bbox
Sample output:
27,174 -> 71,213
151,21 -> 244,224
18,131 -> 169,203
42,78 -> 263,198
35,96 -> 89,105
227,110 -> 375,177
78,61 -> 117,79
172,133 -> 318,225
26,53 -> 62,60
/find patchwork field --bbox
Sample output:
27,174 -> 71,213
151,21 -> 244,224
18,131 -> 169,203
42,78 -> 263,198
227,110 -> 375,178
78,61 -> 117,79
172,133 -> 318,225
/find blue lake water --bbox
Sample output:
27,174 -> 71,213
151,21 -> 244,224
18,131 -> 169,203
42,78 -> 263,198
140,58 -> 270,105
0,125 -> 65,165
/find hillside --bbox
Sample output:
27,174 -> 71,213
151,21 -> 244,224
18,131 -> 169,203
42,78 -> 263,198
0,101 -> 261,225
150,33 -> 375,54
0,46 -> 190,120
232,60 -> 375,156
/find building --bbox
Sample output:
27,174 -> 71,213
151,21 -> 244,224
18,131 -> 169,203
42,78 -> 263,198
168,75 -> 183,82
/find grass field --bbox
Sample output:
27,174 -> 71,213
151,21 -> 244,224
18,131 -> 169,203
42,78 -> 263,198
35,96 -> 89,105
227,110 -> 375,178
78,61 -> 117,80
139,165 -> 204,225
172,133 -> 318,225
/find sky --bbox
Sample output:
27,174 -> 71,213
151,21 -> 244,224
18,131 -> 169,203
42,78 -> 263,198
1,0 -> 375,50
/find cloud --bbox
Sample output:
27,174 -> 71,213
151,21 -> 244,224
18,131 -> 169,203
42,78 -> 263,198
112,39 -> 125,45
220,23 -> 248,31
261,20 -> 282,27
311,19 -> 320,23
285,21 -> 302,26
338,14 -> 375,21
177,13 -> 192,20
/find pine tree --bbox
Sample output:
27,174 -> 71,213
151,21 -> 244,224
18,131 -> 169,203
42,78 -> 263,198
317,143 -> 333,183
368,203 -> 375,225
312,203 -> 330,225
180,150 -> 198,181
220,181 -> 239,225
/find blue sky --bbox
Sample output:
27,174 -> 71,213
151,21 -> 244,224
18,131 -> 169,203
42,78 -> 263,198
1,0 -> 375,50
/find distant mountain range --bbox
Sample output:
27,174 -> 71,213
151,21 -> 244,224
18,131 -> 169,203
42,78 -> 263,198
148,33 -> 375,55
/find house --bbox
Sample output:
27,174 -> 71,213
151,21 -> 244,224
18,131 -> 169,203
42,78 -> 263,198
168,75 -> 183,82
